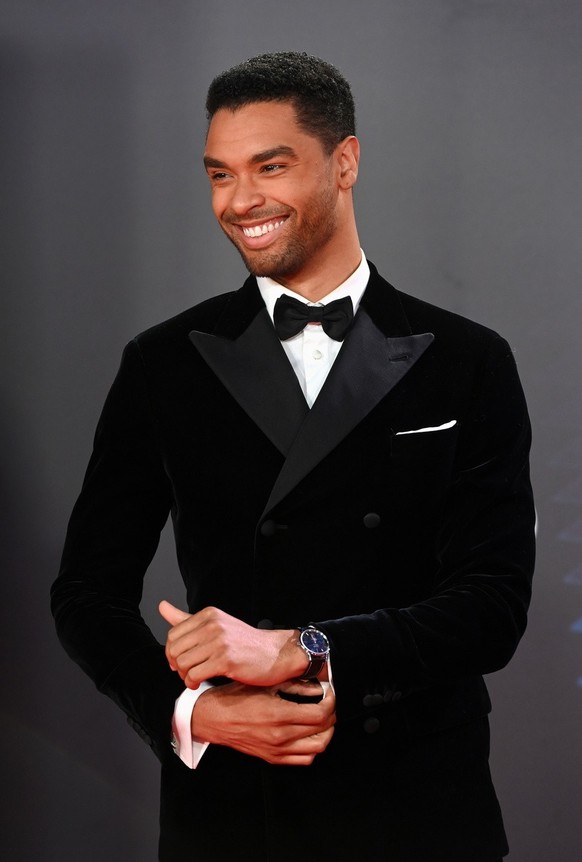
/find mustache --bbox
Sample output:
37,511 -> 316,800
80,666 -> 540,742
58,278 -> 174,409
223,209 -> 289,226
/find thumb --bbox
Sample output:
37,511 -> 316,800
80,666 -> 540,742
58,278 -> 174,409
159,599 -> 191,626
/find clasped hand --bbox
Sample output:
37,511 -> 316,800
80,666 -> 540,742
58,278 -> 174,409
159,601 -> 336,765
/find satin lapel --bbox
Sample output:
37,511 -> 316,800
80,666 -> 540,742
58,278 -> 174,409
190,265 -> 434,513
189,306 -> 309,456
262,307 -> 434,515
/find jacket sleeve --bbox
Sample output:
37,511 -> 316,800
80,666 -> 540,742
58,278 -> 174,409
317,335 -> 535,722
51,340 -> 184,761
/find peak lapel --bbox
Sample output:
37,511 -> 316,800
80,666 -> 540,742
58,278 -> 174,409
261,264 -> 435,515
189,266 -> 435,517
189,279 -> 308,456
262,307 -> 434,515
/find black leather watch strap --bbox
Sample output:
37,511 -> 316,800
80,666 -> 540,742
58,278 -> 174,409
300,656 -> 326,681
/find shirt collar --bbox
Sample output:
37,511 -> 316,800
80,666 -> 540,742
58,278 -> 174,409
257,250 -> 370,324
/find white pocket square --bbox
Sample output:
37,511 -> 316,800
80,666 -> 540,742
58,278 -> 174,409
395,419 -> 457,435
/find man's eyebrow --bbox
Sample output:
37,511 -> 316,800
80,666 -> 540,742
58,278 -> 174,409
203,156 -> 227,169
203,146 -> 297,170
249,146 -> 297,164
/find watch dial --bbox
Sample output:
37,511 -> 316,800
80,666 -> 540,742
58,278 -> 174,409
302,629 -> 329,656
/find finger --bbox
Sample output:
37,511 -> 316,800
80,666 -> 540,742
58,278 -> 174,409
272,705 -> 336,739
279,679 -> 323,697
183,652 -> 220,688
277,689 -> 323,704
159,600 -> 191,627
292,697 -> 336,727
183,664 -> 208,688
268,725 -> 335,763
277,678 -> 324,704
269,685 -> 335,719
278,679 -> 335,702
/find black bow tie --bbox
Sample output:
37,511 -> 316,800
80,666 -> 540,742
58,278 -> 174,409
273,295 -> 354,341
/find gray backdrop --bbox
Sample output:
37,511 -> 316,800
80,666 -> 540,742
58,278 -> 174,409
1,1 -> 581,859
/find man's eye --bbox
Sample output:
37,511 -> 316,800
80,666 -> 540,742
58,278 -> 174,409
262,164 -> 283,173
210,172 -> 229,182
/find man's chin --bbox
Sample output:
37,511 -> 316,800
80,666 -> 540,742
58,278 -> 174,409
236,248 -> 303,283
238,251 -> 284,280
223,229 -> 295,280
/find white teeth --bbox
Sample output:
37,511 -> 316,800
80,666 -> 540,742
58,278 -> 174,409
243,219 -> 285,238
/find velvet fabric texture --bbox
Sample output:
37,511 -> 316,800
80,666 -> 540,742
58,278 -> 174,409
52,262 -> 535,861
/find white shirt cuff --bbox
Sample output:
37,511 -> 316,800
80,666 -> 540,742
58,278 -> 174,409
171,681 -> 214,769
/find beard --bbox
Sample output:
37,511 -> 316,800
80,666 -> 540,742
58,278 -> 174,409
220,180 -> 338,282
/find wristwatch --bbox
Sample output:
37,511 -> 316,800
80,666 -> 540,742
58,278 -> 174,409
298,626 -> 330,680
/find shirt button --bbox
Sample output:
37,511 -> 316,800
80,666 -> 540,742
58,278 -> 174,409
312,349 -> 323,360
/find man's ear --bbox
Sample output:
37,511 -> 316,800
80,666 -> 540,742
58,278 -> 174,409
336,136 -> 360,189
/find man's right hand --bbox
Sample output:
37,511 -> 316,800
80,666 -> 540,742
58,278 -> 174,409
191,679 -> 336,766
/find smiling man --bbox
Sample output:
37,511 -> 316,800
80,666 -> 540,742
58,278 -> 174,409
52,53 -> 535,861
203,99 -> 359,294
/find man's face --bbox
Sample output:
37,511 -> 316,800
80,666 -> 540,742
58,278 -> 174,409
204,101 -> 341,283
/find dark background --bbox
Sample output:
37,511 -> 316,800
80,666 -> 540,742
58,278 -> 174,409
1,1 -> 581,859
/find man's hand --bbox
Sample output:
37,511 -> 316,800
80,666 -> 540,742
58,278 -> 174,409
159,601 -> 307,689
191,679 -> 336,765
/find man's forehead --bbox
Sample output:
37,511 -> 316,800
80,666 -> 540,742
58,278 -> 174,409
207,101 -> 298,134
204,102 -> 310,161
209,98 -> 297,121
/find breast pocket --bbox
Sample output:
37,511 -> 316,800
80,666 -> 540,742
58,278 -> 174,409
388,421 -> 460,509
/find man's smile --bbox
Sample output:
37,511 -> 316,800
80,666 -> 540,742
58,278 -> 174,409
241,218 -> 287,238
226,214 -> 291,250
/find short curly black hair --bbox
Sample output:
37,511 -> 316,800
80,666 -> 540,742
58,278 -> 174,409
206,52 -> 356,154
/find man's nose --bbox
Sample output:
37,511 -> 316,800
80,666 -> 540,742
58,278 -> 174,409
228,176 -> 266,215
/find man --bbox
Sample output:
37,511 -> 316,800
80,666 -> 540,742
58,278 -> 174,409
52,52 -> 535,861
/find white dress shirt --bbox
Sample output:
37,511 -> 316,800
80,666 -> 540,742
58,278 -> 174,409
172,251 -> 370,768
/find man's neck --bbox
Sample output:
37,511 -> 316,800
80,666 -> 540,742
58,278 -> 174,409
276,247 -> 362,301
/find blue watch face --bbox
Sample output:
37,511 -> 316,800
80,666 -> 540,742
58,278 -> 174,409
301,628 -> 329,656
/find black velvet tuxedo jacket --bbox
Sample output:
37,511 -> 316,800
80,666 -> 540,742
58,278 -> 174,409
52,262 -> 535,861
